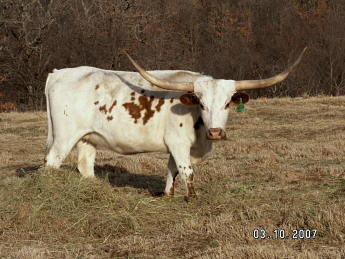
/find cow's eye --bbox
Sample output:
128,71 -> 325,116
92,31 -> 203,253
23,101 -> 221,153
200,103 -> 205,110
225,102 -> 230,109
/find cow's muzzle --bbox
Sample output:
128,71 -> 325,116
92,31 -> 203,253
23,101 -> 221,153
207,128 -> 226,140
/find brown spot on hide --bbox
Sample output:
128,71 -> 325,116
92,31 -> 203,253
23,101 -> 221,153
188,174 -> 194,182
95,84 -> 100,90
170,98 -> 174,103
194,116 -> 204,130
122,103 -> 141,123
131,97 -> 135,101
108,100 -> 117,113
94,101 -> 99,105
186,174 -> 196,197
131,92 -> 135,96
141,89 -> 145,94
187,182 -> 197,198
179,123 -> 183,127
155,98 -> 164,112
107,116 -> 113,121
122,95 -> 155,124
99,104 -> 107,114
189,166 -> 192,169
180,93 -> 199,106
140,96 -> 155,124
178,165 -> 182,168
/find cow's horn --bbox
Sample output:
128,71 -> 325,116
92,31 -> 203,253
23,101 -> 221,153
123,50 -> 194,91
235,47 -> 307,91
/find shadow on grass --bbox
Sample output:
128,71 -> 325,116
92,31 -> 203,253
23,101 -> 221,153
95,164 -> 165,196
16,163 -> 165,196
15,165 -> 42,177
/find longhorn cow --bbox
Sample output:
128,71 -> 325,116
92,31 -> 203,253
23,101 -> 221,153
45,48 -> 306,198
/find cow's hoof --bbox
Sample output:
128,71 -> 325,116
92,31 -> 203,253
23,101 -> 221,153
164,185 -> 175,197
164,191 -> 174,197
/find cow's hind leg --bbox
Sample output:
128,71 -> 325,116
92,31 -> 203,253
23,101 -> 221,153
45,132 -> 87,169
164,155 -> 179,196
46,141 -> 75,168
76,140 -> 96,177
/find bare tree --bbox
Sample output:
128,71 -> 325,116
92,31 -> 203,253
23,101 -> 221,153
1,0 -> 344,110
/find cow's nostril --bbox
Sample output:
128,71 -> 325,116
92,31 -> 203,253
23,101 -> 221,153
208,128 -> 223,138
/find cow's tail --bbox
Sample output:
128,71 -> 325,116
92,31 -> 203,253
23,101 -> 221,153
45,72 -> 54,153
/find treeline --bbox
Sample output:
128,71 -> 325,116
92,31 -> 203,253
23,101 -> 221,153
1,0 -> 344,111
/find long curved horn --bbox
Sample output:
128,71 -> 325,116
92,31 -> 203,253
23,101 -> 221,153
123,50 -> 194,91
235,47 -> 307,91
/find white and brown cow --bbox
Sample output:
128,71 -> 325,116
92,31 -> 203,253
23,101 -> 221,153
45,48 -> 306,197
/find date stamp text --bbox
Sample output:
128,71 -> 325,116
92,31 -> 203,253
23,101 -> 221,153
252,229 -> 317,240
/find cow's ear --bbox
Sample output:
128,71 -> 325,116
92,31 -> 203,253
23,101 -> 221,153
180,93 -> 200,106
231,92 -> 249,104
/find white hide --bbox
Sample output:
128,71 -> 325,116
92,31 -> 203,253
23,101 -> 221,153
45,67 -> 237,196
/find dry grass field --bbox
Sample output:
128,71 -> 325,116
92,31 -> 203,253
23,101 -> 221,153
0,96 -> 345,258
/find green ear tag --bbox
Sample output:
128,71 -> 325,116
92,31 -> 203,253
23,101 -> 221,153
236,98 -> 245,113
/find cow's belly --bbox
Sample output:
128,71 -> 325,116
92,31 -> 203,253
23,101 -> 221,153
82,128 -> 168,155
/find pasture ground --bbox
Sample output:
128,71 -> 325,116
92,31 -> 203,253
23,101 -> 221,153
0,96 -> 345,258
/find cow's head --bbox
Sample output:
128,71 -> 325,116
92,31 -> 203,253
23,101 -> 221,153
124,48 -> 306,140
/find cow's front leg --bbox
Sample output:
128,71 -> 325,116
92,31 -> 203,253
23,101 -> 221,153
168,148 -> 196,198
164,155 -> 179,196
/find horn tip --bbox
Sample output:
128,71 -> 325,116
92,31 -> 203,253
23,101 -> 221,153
302,46 -> 308,54
122,48 -> 130,56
